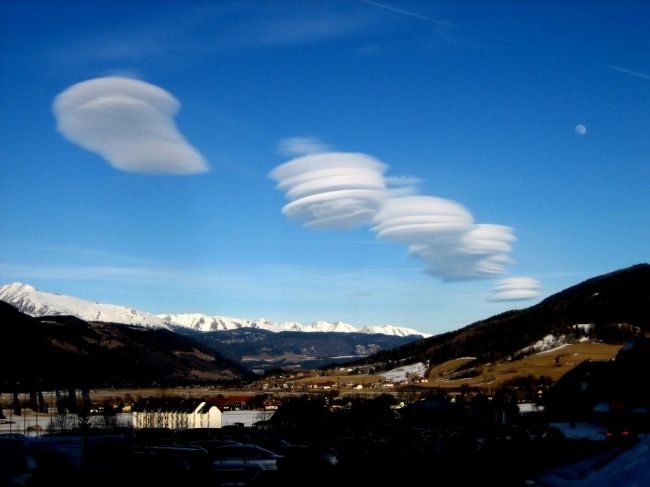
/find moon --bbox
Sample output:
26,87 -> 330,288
575,124 -> 587,135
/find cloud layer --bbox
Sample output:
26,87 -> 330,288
489,277 -> 542,301
53,77 -> 208,174
269,152 -> 388,229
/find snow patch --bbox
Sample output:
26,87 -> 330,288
574,323 -> 594,333
382,362 -> 427,383
519,334 -> 567,355
537,343 -> 570,355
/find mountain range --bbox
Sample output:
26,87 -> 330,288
0,282 -> 429,338
2,263 -> 647,386
0,282 -> 425,371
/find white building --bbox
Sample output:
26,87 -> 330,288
132,398 -> 221,429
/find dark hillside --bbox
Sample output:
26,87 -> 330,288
174,326 -> 420,370
0,301 -> 253,391
358,264 -> 650,369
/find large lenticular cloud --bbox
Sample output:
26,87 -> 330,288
53,77 -> 209,174
269,152 -> 389,229
372,196 -> 516,279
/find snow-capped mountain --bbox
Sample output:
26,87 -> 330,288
0,282 -> 171,329
159,313 -> 428,337
0,283 -> 430,337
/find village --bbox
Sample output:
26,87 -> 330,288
3,337 -> 649,486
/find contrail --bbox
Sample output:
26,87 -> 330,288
359,0 -> 650,82
604,64 -> 650,81
358,0 -> 537,50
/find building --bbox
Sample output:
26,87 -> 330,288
132,398 -> 221,429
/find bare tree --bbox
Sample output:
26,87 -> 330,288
47,413 -> 76,433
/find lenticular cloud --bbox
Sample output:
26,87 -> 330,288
53,77 -> 209,174
372,196 -> 516,279
489,277 -> 542,301
270,142 -> 540,293
269,152 -> 388,229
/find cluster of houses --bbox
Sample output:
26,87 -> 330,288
252,371 -> 425,392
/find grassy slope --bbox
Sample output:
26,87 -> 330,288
424,343 -> 622,389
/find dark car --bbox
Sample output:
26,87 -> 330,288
210,444 -> 282,486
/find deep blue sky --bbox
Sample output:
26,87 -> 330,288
1,1 -> 648,333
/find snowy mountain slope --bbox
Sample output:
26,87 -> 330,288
0,282 -> 430,337
0,282 -> 170,329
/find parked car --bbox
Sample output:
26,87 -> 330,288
605,425 -> 636,443
210,444 -> 282,486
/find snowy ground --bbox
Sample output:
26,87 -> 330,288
382,362 -> 427,383
535,434 -> 650,486
221,410 -> 274,427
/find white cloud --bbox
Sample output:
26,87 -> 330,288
372,196 -> 516,280
278,136 -> 330,156
270,143 -> 538,289
269,152 -> 388,229
489,277 -> 541,301
53,77 -> 209,174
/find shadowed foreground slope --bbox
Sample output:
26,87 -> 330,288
0,301 -> 254,390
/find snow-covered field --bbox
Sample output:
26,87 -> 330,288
382,362 -> 427,383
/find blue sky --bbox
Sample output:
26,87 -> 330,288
1,1 -> 648,333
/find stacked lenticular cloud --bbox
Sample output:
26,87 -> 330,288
53,77 -> 208,174
373,197 -> 515,280
269,152 -> 388,229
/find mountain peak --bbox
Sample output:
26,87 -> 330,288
1,282 -> 36,292
0,282 -> 170,330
